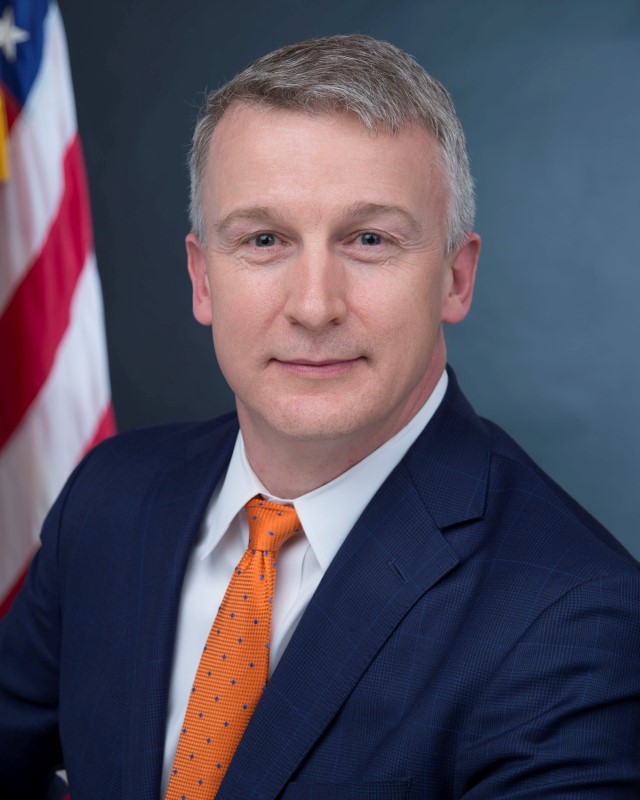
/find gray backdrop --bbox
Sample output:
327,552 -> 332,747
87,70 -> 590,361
59,0 -> 639,558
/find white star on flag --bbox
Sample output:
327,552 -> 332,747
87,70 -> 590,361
0,6 -> 30,62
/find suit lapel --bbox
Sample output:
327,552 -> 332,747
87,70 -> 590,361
123,417 -> 238,799
219,370 -> 491,799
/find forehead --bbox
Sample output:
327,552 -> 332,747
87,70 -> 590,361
203,104 -> 448,226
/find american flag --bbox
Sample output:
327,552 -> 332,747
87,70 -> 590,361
0,0 -> 115,616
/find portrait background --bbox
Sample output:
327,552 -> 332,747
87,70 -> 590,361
59,0 -> 640,558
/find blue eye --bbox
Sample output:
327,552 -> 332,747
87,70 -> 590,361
254,233 -> 276,247
360,232 -> 382,246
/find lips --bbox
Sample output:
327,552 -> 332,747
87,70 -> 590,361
279,358 -> 357,366
272,357 -> 363,375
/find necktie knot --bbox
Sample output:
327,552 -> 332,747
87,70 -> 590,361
245,496 -> 302,553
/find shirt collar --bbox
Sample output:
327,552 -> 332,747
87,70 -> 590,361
199,370 -> 448,568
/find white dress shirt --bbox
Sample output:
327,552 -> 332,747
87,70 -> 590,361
161,370 -> 448,794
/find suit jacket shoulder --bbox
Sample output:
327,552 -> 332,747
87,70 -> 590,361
0,413 -> 240,797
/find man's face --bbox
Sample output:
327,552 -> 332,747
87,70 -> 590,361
187,105 -> 479,455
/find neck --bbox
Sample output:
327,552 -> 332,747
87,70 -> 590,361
242,432 -> 370,499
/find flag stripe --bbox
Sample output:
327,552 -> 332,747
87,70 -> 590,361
0,92 -> 8,181
83,402 -> 117,456
0,135 -> 91,450
0,83 -> 20,129
0,3 -> 77,313
0,564 -> 28,618
0,254 -> 112,599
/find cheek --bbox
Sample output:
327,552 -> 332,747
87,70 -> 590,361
208,280 -> 280,383
373,284 -> 444,375
209,291 -> 252,373
209,265 -> 283,330
212,317 -> 257,379
209,276 -> 259,335
366,276 -> 440,340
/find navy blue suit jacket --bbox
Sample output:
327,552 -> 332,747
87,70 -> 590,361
1,369 -> 639,798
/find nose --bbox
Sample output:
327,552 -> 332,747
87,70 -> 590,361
283,247 -> 348,331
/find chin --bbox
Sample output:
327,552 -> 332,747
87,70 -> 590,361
257,395 -> 388,444
269,414 -> 360,442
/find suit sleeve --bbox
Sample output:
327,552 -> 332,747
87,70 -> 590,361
0,458 -> 88,797
456,573 -> 640,799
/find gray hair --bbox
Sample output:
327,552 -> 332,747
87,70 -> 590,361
189,34 -> 475,253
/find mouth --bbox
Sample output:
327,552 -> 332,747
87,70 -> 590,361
272,357 -> 364,377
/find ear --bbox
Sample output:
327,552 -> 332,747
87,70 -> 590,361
186,232 -> 213,326
441,232 -> 481,325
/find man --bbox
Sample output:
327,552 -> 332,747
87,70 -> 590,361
1,34 -> 639,800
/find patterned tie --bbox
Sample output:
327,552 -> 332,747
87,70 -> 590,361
165,496 -> 302,800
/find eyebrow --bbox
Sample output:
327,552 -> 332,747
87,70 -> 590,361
337,202 -> 423,236
214,202 -> 423,238
214,207 -> 281,238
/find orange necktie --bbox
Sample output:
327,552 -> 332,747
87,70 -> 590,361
165,496 -> 302,800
